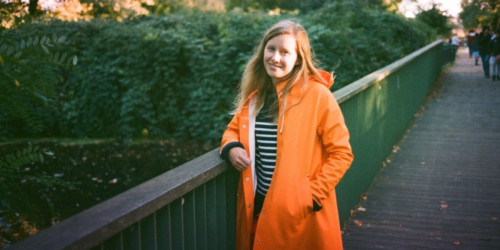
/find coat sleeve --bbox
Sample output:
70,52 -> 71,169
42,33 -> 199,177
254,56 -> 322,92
220,112 -> 242,156
310,90 -> 354,206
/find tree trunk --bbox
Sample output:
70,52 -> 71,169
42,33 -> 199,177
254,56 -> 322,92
29,0 -> 39,16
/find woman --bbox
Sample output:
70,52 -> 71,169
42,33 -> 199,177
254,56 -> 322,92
220,19 -> 353,249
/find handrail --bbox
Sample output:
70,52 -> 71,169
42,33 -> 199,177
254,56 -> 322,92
9,39 -> 450,250
8,148 -> 228,250
334,40 -> 443,103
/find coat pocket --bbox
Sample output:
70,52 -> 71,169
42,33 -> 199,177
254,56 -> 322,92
268,176 -> 313,226
297,177 -> 313,219
278,176 -> 314,222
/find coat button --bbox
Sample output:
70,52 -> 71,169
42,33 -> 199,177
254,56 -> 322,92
242,124 -> 246,128
245,177 -> 250,181
248,204 -> 252,208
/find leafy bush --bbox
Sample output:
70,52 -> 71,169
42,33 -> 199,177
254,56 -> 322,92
304,1 -> 435,89
0,6 -> 436,144
0,27 -> 77,139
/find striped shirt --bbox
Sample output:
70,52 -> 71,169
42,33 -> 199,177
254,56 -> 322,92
255,95 -> 277,197
253,91 -> 278,216
255,119 -> 277,196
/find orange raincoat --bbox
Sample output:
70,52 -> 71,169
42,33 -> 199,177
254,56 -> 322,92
221,71 -> 353,250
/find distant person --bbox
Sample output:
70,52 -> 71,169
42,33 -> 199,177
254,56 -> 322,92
449,33 -> 460,61
450,33 -> 460,46
478,26 -> 492,78
490,28 -> 500,81
220,19 -> 353,249
467,28 -> 479,65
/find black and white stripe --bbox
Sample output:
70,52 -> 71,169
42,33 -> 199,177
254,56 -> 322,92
255,120 -> 277,196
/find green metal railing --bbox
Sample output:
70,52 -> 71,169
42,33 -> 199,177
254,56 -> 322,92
334,40 -> 450,222
8,40 -> 453,250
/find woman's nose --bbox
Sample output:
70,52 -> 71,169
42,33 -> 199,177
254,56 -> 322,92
271,52 -> 280,62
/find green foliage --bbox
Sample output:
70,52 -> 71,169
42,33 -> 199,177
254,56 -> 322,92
0,7 -> 436,144
460,0 -> 500,29
144,0 -> 193,15
0,145 -> 44,176
416,4 -> 453,36
0,145 -> 75,244
0,28 -> 77,140
227,0 -> 325,11
226,0 -> 397,13
304,1 -> 435,90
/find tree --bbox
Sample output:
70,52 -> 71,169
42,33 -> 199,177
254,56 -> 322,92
0,0 -> 45,29
29,0 -> 39,16
383,0 -> 403,12
227,0 -> 325,12
460,0 -> 500,30
416,4 -> 453,36
0,30 -> 78,138
1,0 -> 28,29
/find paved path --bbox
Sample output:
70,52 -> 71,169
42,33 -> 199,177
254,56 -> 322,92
342,48 -> 500,249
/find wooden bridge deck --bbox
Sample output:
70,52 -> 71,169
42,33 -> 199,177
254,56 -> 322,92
342,49 -> 500,249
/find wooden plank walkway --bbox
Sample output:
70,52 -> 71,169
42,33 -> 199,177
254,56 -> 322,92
342,48 -> 500,250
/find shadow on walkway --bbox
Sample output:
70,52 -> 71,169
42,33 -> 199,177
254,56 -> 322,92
342,48 -> 500,249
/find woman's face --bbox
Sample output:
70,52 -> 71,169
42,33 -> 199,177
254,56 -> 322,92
263,34 -> 298,84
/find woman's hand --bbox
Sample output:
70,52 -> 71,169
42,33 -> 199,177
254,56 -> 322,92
228,147 -> 251,171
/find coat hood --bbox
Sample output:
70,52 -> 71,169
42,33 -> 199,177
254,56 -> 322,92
315,70 -> 334,89
272,70 -> 334,134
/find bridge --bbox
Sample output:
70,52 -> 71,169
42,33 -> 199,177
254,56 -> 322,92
8,41 -> 500,249
342,48 -> 500,249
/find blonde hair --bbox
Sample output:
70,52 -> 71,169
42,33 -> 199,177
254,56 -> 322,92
233,19 -> 325,118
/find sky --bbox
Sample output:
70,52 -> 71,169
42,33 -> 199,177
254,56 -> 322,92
399,0 -> 463,18
38,0 -> 59,11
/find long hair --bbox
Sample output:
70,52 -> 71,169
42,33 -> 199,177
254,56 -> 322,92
233,19 -> 325,118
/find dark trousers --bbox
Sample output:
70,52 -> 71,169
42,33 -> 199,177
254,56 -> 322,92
481,54 -> 490,77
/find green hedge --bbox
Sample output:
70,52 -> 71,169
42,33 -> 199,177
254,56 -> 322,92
0,2 -> 435,144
